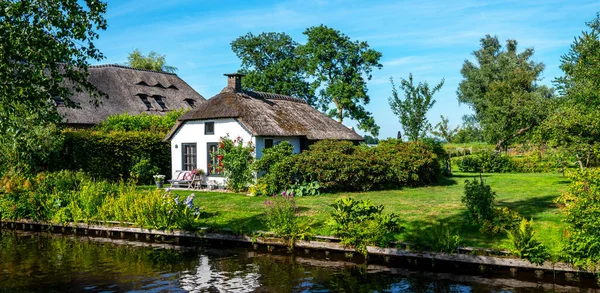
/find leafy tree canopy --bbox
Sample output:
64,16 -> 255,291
389,73 -> 444,142
231,32 -> 316,105
362,135 -> 380,145
536,13 -> 600,169
431,115 -> 459,143
301,25 -> 383,136
457,35 -> 555,150
0,0 -> 107,173
126,49 -> 177,73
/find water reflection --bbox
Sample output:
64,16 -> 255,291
0,230 -> 596,292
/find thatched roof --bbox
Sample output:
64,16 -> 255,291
57,64 -> 205,126
166,85 -> 363,141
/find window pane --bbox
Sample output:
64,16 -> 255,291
205,122 -> 214,134
264,139 -> 273,149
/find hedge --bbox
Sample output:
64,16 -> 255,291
453,151 -> 555,173
262,139 -> 441,193
52,130 -> 170,181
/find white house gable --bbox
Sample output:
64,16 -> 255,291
170,118 -> 252,182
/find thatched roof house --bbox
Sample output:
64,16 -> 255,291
57,64 -> 205,127
166,73 -> 362,181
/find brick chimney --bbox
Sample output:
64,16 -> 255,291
224,73 -> 245,92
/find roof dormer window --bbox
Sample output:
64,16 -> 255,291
184,98 -> 195,107
138,94 -> 153,109
153,95 -> 167,110
168,85 -> 179,90
52,96 -> 65,107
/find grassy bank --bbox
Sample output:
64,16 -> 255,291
162,172 -> 568,256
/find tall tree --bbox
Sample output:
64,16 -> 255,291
454,114 -> 485,143
537,13 -> 600,170
431,115 -> 459,143
457,35 -> 554,150
126,49 -> 177,73
0,0 -> 107,173
231,32 -> 316,104
389,74 -> 444,141
300,25 -> 382,136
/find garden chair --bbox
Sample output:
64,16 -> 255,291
168,170 -> 193,188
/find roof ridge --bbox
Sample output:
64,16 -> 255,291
89,64 -> 178,76
243,89 -> 306,104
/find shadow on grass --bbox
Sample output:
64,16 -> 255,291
497,195 -> 558,219
449,174 -> 490,178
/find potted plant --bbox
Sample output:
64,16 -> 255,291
153,174 -> 166,188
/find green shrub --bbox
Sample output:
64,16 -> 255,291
284,181 -> 320,197
462,177 -> 496,224
557,169 -> 600,268
215,136 -> 254,192
98,184 -> 202,230
266,139 -> 440,193
480,207 -> 523,235
263,192 -> 311,246
129,156 -> 160,185
96,109 -> 187,133
405,223 -> 462,253
509,218 -> 549,265
54,130 -> 170,181
456,151 -> 515,173
328,197 -> 401,256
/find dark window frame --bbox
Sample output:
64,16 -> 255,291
184,98 -> 195,107
205,121 -> 215,135
181,143 -> 197,171
207,142 -> 223,176
153,95 -> 167,110
264,138 -> 274,149
138,94 -> 153,109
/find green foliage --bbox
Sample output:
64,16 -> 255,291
328,198 -> 401,256
96,110 -> 187,133
456,152 -> 514,173
389,74 -> 444,141
231,32 -> 316,104
267,139 -> 440,193
431,115 -> 459,143
284,182 -> 321,197
252,141 -> 294,174
263,192 -> 311,245
0,171 -> 203,230
509,218 -> 549,265
462,177 -> 496,224
301,25 -> 382,136
405,223 -> 462,253
453,114 -> 485,143
0,0 -> 106,174
457,35 -> 554,150
557,169 -> 600,268
216,136 -> 255,192
455,151 -> 555,173
100,187 -> 201,231
129,156 -> 160,185
480,207 -> 523,236
0,105 -> 64,174
126,49 -> 177,73
54,130 -> 170,181
362,135 -> 380,145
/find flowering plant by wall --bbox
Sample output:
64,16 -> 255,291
211,135 -> 255,192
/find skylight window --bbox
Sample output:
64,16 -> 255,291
184,99 -> 195,107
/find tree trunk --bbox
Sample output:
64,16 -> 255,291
576,154 -> 584,171
495,126 -> 532,151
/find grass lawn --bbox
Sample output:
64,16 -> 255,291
163,172 -> 569,256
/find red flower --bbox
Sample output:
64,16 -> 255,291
217,155 -> 223,160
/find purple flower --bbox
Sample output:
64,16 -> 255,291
184,193 -> 195,208
174,196 -> 180,205
297,213 -> 300,217
282,190 -> 287,197
290,192 -> 295,197
165,188 -> 171,193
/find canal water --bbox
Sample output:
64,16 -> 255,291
0,230 -> 596,292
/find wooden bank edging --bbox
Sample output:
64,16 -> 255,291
0,219 -> 592,274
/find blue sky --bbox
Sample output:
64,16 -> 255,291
95,0 -> 600,139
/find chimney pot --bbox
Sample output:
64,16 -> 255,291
224,73 -> 245,92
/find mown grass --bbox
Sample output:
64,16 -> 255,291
158,172 -> 569,256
